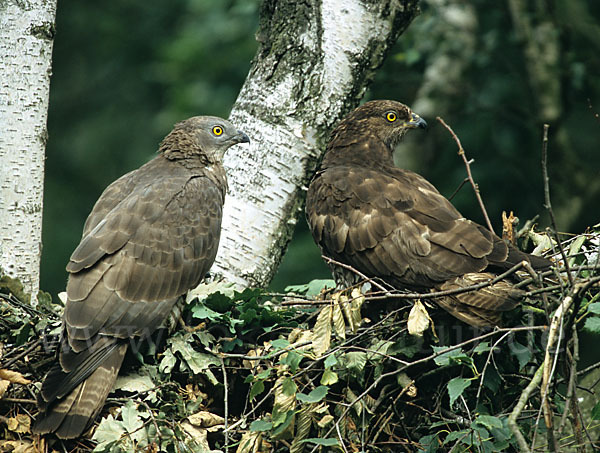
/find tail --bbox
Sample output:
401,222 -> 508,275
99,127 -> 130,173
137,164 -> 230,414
435,272 -> 523,328
33,339 -> 127,439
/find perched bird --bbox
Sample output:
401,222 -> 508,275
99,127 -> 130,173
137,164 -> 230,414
306,100 -> 549,327
34,116 -> 249,438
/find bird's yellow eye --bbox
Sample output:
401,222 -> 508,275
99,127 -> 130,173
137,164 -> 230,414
386,112 -> 397,122
212,126 -> 223,136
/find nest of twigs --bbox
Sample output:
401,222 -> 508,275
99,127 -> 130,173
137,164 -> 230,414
1,225 -> 599,453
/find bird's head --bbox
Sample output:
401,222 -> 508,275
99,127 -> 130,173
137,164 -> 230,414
160,116 -> 250,163
335,100 -> 427,149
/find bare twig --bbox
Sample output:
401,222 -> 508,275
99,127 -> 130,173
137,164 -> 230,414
475,331 -> 512,404
283,260 -> 534,307
541,123 -> 573,287
1,337 -> 43,368
508,364 -> 544,453
219,341 -> 312,360
437,116 -> 495,234
448,177 -> 469,202
0,397 -> 36,404
322,256 -> 391,293
220,355 -> 229,452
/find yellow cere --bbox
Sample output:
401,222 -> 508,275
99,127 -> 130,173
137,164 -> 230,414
212,125 -> 223,136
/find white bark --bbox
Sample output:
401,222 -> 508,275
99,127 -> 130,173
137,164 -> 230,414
0,0 -> 57,301
210,0 -> 420,288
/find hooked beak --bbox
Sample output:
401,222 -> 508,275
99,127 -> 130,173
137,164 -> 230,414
233,130 -> 250,144
408,112 -> 427,129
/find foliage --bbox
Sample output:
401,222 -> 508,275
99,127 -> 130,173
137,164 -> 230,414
2,227 -> 600,452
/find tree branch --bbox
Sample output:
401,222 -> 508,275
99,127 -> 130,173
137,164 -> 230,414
437,116 -> 495,234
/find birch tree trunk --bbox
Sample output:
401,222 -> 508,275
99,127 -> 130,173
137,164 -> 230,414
211,0 -> 420,288
0,0 -> 57,301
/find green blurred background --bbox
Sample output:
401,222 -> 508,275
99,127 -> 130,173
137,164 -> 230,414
41,0 -> 600,299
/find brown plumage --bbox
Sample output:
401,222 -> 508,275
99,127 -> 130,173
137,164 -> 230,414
306,100 -> 550,327
34,116 -> 249,439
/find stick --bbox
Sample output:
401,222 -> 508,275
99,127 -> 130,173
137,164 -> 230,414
508,364 -> 544,453
322,256 -> 392,293
437,116 -> 495,234
541,123 -> 573,287
220,356 -> 229,452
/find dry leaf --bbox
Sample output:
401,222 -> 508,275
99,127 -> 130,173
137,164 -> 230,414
243,348 -> 264,370
272,375 -> 296,440
316,414 -> 334,428
0,440 -> 36,453
188,410 -> 225,428
288,328 -> 313,351
7,414 -> 31,433
312,304 -> 332,357
0,369 -> 31,385
407,300 -> 431,336
349,287 -> 364,331
236,430 -> 263,453
0,379 -> 10,399
180,422 -> 211,451
332,303 -> 346,340
501,211 -> 518,244
397,372 -> 417,397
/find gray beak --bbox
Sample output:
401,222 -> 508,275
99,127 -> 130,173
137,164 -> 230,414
234,131 -> 250,144
408,112 -> 428,129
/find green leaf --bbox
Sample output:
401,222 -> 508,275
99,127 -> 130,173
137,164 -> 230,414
250,419 -> 273,432
324,353 -> 338,369
285,279 -> 335,297
115,373 -> 155,393
280,350 -> 303,373
169,336 -> 219,379
442,429 -> 471,445
158,349 -> 177,374
447,377 -> 471,407
474,414 -> 503,430
281,377 -> 298,396
297,385 -> 329,404
272,406 -> 292,427
121,401 -> 143,433
390,335 -> 421,359
432,346 -> 470,367
301,437 -> 340,446
592,401 -> 600,420
190,303 -> 222,321
255,369 -> 271,380
344,351 -> 367,373
92,415 -> 125,447
483,366 -> 501,393
320,369 -> 339,385
473,342 -> 492,354
249,380 -> 265,401
510,341 -> 532,370
271,338 -> 290,350
272,410 -> 295,435
584,316 -> 600,333
417,434 -> 439,453
588,302 -> 600,315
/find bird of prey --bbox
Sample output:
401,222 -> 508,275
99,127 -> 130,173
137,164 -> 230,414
34,116 -> 249,439
306,100 -> 549,327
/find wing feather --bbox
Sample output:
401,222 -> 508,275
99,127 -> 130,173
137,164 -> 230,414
306,165 -> 496,288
